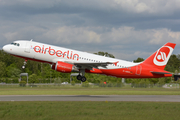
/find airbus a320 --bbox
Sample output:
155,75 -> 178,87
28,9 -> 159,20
2,40 -> 176,82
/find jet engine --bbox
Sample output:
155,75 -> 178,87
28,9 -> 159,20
51,61 -> 78,73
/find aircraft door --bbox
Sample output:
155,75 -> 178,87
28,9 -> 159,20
24,41 -> 31,53
136,65 -> 142,75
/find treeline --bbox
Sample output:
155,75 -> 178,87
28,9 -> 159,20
0,50 -> 180,84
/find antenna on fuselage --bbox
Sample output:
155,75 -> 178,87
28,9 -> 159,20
30,39 -> 33,41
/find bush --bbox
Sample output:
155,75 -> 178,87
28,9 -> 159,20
131,79 -> 152,88
131,79 -> 139,88
12,78 -> 19,83
19,81 -> 26,87
99,82 -> 107,87
28,74 -> 39,83
71,81 -> 75,86
114,82 -> 124,87
139,80 -> 150,88
54,78 -> 61,86
107,82 -> 113,87
157,78 -> 165,87
82,81 -> 89,87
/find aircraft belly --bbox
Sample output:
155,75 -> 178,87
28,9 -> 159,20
100,68 -> 135,77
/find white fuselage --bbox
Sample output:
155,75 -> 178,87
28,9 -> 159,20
3,40 -> 139,69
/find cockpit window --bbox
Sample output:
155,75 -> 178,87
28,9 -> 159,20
11,42 -> 20,46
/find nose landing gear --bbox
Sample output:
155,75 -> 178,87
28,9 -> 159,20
22,60 -> 27,69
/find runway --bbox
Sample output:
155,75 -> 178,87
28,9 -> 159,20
0,95 -> 180,102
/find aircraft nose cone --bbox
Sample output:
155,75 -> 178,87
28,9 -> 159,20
2,45 -> 6,51
2,45 -> 9,53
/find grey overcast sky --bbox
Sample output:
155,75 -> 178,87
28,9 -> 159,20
0,0 -> 180,61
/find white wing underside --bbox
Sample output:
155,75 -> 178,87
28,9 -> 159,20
52,59 -> 114,70
72,62 -> 113,70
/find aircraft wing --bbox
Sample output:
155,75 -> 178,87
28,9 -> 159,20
52,58 -> 117,70
73,62 -> 113,70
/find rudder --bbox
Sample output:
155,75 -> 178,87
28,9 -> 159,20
141,42 -> 176,70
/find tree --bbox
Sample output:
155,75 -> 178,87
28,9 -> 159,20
6,63 -> 22,77
0,61 -> 6,77
165,54 -> 180,72
28,74 -> 38,83
0,50 -> 24,68
133,57 -> 144,63
94,51 -> 115,58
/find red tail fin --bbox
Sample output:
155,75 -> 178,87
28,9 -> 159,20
141,42 -> 176,70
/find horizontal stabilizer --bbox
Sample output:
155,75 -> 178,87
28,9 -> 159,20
151,71 -> 172,75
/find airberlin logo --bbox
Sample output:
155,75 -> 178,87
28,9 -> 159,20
34,45 -> 79,61
153,46 -> 173,66
156,52 -> 166,61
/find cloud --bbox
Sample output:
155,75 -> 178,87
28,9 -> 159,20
150,28 -> 180,44
114,0 -> 180,14
1,0 -> 180,30
0,0 -> 180,60
101,27 -> 180,45
37,26 -> 101,44
3,24 -> 179,60
2,0 -> 180,17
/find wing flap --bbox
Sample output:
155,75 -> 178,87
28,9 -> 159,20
74,62 -> 113,70
52,58 -> 116,70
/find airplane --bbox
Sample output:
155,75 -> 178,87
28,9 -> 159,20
2,40 -> 176,82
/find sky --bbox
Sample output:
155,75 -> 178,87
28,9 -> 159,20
1,0 -> 180,61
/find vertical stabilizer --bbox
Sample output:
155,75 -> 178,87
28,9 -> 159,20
141,42 -> 176,70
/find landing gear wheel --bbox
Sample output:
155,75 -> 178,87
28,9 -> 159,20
81,76 -> 86,82
77,75 -> 82,81
22,65 -> 25,69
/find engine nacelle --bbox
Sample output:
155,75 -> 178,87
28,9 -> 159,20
51,61 -> 78,73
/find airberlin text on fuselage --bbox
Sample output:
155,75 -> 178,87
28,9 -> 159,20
34,45 -> 79,61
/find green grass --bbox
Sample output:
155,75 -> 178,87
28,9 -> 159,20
0,101 -> 180,120
0,85 -> 180,95
0,85 -> 180,120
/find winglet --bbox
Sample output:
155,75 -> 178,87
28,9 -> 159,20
113,61 -> 119,66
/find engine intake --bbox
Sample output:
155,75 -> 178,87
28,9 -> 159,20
51,61 -> 78,73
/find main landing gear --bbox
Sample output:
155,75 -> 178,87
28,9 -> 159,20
76,69 -> 86,82
77,75 -> 86,82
